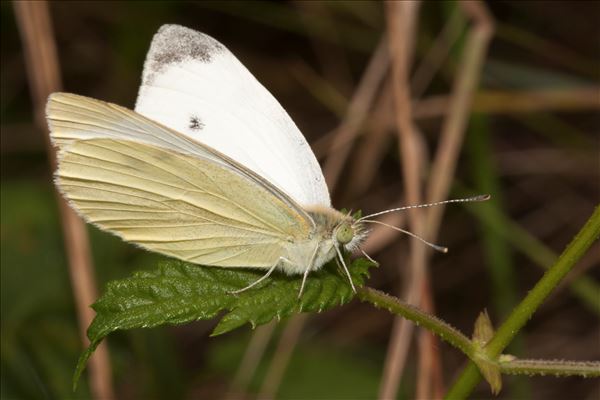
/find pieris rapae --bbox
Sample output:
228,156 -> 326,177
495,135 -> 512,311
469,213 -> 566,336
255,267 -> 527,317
47,25 -> 488,297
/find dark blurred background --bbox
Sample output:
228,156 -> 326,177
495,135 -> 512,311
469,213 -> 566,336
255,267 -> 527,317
1,1 -> 598,399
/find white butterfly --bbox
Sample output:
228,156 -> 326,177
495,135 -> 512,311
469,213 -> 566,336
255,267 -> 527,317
48,25 -> 486,297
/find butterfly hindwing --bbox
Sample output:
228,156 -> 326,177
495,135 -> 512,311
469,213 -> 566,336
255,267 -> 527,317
56,138 -> 310,267
48,95 -> 314,268
47,93 -> 313,223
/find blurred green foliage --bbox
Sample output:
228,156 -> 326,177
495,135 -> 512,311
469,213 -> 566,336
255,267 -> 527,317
1,182 -> 84,399
0,182 -> 183,399
209,334 -> 385,400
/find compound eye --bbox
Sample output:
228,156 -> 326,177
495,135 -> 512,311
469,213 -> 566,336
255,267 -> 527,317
336,223 -> 354,244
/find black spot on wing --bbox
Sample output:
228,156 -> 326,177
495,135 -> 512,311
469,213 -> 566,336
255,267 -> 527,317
145,25 -> 224,84
189,116 -> 204,131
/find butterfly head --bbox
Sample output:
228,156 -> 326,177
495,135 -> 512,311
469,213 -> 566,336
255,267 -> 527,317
333,216 -> 368,252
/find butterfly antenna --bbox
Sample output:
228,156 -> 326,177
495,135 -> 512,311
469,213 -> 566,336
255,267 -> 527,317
357,194 -> 490,221
361,219 -> 448,253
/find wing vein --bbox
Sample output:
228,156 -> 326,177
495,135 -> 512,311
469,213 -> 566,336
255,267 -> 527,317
61,178 -> 280,237
87,139 -> 289,235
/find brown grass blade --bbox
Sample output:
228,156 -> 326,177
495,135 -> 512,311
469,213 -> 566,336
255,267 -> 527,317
258,314 -> 308,399
413,87 -> 600,119
322,37 -> 390,191
380,1 -> 425,399
414,2 -> 494,398
12,2 -> 114,399
225,322 -> 277,400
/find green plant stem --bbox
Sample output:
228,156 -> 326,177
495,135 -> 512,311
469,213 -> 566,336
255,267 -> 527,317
499,359 -> 600,378
467,115 -> 531,399
358,286 -> 600,383
357,287 -> 475,358
460,185 -> 600,315
446,205 -> 600,399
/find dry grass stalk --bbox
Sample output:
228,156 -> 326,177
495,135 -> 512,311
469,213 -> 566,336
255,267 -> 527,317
408,11 -> 474,396
414,2 -> 494,398
416,277 -> 445,399
258,314 -> 308,399
351,4 -> 468,256
380,0 -> 495,397
347,85 -> 393,197
225,322 -> 277,400
368,87 -> 600,139
411,4 -> 465,98
322,36 -> 390,189
425,0 -> 494,239
12,2 -> 114,399
380,2 -> 426,399
413,87 -> 600,118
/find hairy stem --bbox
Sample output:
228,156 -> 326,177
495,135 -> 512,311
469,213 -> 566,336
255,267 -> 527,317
500,359 -> 600,378
357,287 -> 475,358
446,205 -> 600,399
358,287 -> 600,382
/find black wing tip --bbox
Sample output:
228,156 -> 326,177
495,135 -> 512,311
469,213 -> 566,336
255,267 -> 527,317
143,25 -> 225,85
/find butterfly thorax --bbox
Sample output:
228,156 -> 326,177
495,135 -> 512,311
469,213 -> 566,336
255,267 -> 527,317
277,206 -> 368,274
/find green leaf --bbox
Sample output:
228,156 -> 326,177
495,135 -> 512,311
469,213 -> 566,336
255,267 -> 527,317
472,310 -> 502,395
472,309 -> 494,346
73,257 -> 376,389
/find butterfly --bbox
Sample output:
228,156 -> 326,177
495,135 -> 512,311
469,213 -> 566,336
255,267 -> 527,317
47,25 -> 488,297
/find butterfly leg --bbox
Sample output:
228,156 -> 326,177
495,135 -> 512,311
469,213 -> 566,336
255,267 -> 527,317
231,257 -> 291,294
297,244 -> 320,299
335,245 -> 357,293
298,268 -> 311,300
358,247 -> 377,265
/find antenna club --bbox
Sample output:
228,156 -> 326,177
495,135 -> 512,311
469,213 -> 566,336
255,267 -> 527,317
433,244 -> 449,253
474,194 -> 491,202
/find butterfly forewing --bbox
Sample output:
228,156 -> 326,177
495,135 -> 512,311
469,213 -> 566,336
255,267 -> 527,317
135,25 -> 331,208
49,93 -> 221,162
